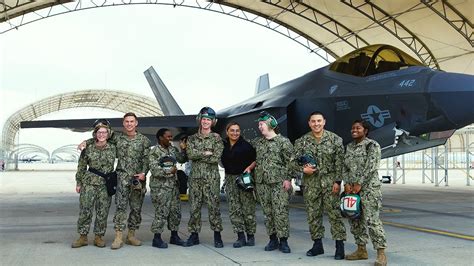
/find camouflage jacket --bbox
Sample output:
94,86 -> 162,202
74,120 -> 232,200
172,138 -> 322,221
187,131 -> 223,179
87,131 -> 150,177
343,138 -> 381,188
76,142 -> 117,186
293,130 -> 344,186
253,134 -> 293,184
149,144 -> 187,188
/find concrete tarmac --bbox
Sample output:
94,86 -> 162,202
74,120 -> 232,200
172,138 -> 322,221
0,169 -> 473,265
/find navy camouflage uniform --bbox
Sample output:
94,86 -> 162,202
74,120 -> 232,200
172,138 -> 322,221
89,131 -> 151,231
293,130 -> 347,241
221,136 -> 257,235
149,144 -> 187,234
253,134 -> 293,238
75,142 -> 117,236
186,132 -> 224,233
343,138 -> 387,249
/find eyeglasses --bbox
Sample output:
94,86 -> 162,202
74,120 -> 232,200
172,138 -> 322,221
96,131 -> 108,135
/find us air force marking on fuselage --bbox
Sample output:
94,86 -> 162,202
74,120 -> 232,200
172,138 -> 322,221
361,105 -> 391,128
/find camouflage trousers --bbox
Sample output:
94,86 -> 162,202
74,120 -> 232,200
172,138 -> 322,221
304,184 -> 346,240
150,184 -> 181,234
255,182 -> 290,238
77,184 -> 111,236
349,186 -> 387,249
225,174 -> 256,234
113,174 -> 146,231
188,176 -> 223,233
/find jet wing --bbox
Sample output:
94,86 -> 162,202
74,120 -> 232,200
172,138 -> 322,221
20,115 -> 198,139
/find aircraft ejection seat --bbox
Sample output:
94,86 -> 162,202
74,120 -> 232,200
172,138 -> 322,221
346,52 -> 371,76
376,61 -> 400,74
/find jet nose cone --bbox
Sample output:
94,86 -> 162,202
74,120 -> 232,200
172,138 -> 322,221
428,72 -> 474,128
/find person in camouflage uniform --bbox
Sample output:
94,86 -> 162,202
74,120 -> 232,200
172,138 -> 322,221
221,122 -> 257,248
184,107 -> 225,248
148,128 -> 188,248
292,111 -> 346,259
253,111 -> 293,254
343,120 -> 387,266
82,112 -> 151,249
72,120 -> 116,248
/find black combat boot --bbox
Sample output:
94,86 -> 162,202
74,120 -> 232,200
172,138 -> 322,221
152,233 -> 168,249
306,238 -> 324,256
233,232 -> 246,248
264,234 -> 279,251
279,237 -> 291,253
214,231 -> 224,248
246,233 -> 255,246
334,240 -> 345,260
184,232 -> 199,247
169,231 -> 185,246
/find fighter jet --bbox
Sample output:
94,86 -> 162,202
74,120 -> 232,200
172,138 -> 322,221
21,44 -> 474,158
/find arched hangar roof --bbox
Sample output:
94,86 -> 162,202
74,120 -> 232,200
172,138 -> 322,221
0,0 -> 472,74
1,89 -> 162,150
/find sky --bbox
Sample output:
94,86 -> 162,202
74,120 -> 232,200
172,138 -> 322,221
0,4 -> 329,152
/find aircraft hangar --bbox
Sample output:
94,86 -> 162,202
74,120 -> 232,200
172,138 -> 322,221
1,0 -> 472,74
1,3 -> 474,265
0,0 -> 473,183
1,89 -> 163,157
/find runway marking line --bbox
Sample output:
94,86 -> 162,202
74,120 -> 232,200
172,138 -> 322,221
289,203 -> 474,241
382,221 -> 474,241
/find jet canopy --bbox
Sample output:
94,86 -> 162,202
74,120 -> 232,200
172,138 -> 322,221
329,44 -> 424,77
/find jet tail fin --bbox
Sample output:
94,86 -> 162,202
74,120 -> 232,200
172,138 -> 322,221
255,73 -> 270,94
144,66 -> 184,115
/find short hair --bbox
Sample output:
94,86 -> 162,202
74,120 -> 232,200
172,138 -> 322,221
308,111 -> 325,121
156,128 -> 170,139
226,121 -> 240,132
352,119 -> 371,134
123,112 -> 138,120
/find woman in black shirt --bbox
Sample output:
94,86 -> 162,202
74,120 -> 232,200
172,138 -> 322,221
221,122 -> 257,248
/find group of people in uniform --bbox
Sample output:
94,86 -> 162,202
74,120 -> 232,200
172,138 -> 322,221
72,107 -> 388,266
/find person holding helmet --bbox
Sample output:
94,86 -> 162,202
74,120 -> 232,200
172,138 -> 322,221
184,107 -> 225,248
292,111 -> 347,259
343,120 -> 387,266
72,119 -> 117,248
79,112 -> 151,250
252,111 -> 293,253
148,128 -> 188,249
221,121 -> 257,248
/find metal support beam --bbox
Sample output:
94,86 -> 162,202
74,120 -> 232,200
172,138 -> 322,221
434,145 -> 449,187
444,144 -> 449,186
422,0 -> 473,47
467,131 -> 472,186
422,148 -> 433,183
264,0 -> 369,51
392,155 -> 405,184
0,0 -> 333,63
341,0 -> 440,69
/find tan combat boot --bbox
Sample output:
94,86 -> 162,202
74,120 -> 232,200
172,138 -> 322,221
71,234 -> 88,248
374,248 -> 387,266
345,245 -> 369,260
126,230 -> 142,246
94,235 -> 106,248
111,230 -> 124,250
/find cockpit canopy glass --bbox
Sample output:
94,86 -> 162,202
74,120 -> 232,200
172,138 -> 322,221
329,44 -> 424,77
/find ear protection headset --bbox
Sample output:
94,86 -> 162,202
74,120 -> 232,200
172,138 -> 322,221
257,111 -> 278,129
196,106 -> 217,126
92,119 -> 112,139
